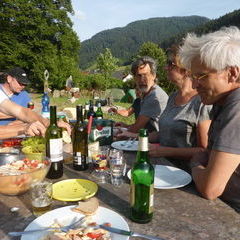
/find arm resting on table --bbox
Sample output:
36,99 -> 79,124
191,150 -> 240,200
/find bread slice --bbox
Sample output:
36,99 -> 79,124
72,197 -> 99,215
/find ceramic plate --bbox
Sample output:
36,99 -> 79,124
52,179 -> 98,201
111,140 -> 138,151
127,165 -> 192,189
21,206 -> 129,240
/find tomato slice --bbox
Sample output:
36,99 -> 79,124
86,232 -> 103,239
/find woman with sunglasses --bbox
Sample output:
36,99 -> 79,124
118,46 -> 212,170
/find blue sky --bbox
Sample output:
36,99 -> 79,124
70,0 -> 240,41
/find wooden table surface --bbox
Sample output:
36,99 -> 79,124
0,151 -> 240,240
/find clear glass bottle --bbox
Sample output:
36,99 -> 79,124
130,128 -> 154,223
72,105 -> 89,171
46,106 -> 63,179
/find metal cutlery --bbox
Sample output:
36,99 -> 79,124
126,137 -> 137,148
8,216 -> 86,237
120,138 -> 132,147
120,138 -> 137,148
99,224 -> 166,240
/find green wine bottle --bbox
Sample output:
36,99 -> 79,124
95,102 -> 103,119
130,128 -> 154,223
46,106 -> 63,179
72,105 -> 89,171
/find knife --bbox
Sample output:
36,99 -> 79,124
99,224 -> 166,240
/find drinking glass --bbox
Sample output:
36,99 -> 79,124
91,146 -> 111,183
30,180 -> 52,216
109,149 -> 125,186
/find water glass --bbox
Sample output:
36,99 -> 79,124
30,180 -> 52,216
109,149 -> 125,186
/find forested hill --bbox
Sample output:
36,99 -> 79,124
79,16 -> 209,69
161,9 -> 240,49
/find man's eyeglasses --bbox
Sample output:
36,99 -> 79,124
191,73 -> 209,82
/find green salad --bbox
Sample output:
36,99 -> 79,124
21,136 -> 46,154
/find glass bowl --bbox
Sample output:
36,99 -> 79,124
0,153 -> 50,196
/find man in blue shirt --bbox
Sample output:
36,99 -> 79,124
0,67 -> 31,125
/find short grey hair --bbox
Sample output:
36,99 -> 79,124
179,26 -> 240,71
131,56 -> 158,76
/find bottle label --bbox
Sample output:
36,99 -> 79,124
149,184 -> 154,213
138,137 -> 148,151
130,181 -> 154,214
49,138 -> 63,162
92,126 -> 111,141
74,152 -> 82,165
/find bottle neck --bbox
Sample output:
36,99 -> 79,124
137,136 -> 149,163
50,106 -> 57,125
89,105 -> 94,111
76,106 -> 83,123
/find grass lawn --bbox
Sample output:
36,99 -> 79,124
31,93 -> 134,125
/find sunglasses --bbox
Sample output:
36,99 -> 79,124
14,78 -> 27,87
166,60 -> 177,69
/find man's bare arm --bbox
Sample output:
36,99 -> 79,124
127,115 -> 150,133
0,99 -> 49,127
191,150 -> 240,200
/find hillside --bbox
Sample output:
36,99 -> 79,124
79,16 -> 209,69
161,9 -> 240,49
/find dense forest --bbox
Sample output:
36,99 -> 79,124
79,16 -> 209,69
160,9 -> 240,49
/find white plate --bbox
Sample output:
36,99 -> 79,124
21,206 -> 129,240
127,165 -> 192,189
111,140 -> 138,151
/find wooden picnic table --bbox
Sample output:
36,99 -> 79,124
0,151 -> 240,240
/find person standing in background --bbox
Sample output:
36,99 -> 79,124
0,67 -> 31,125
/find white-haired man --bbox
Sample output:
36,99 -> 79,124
179,26 -> 240,212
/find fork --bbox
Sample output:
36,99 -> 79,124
8,216 -> 86,237
120,138 -> 132,147
126,138 -> 137,148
